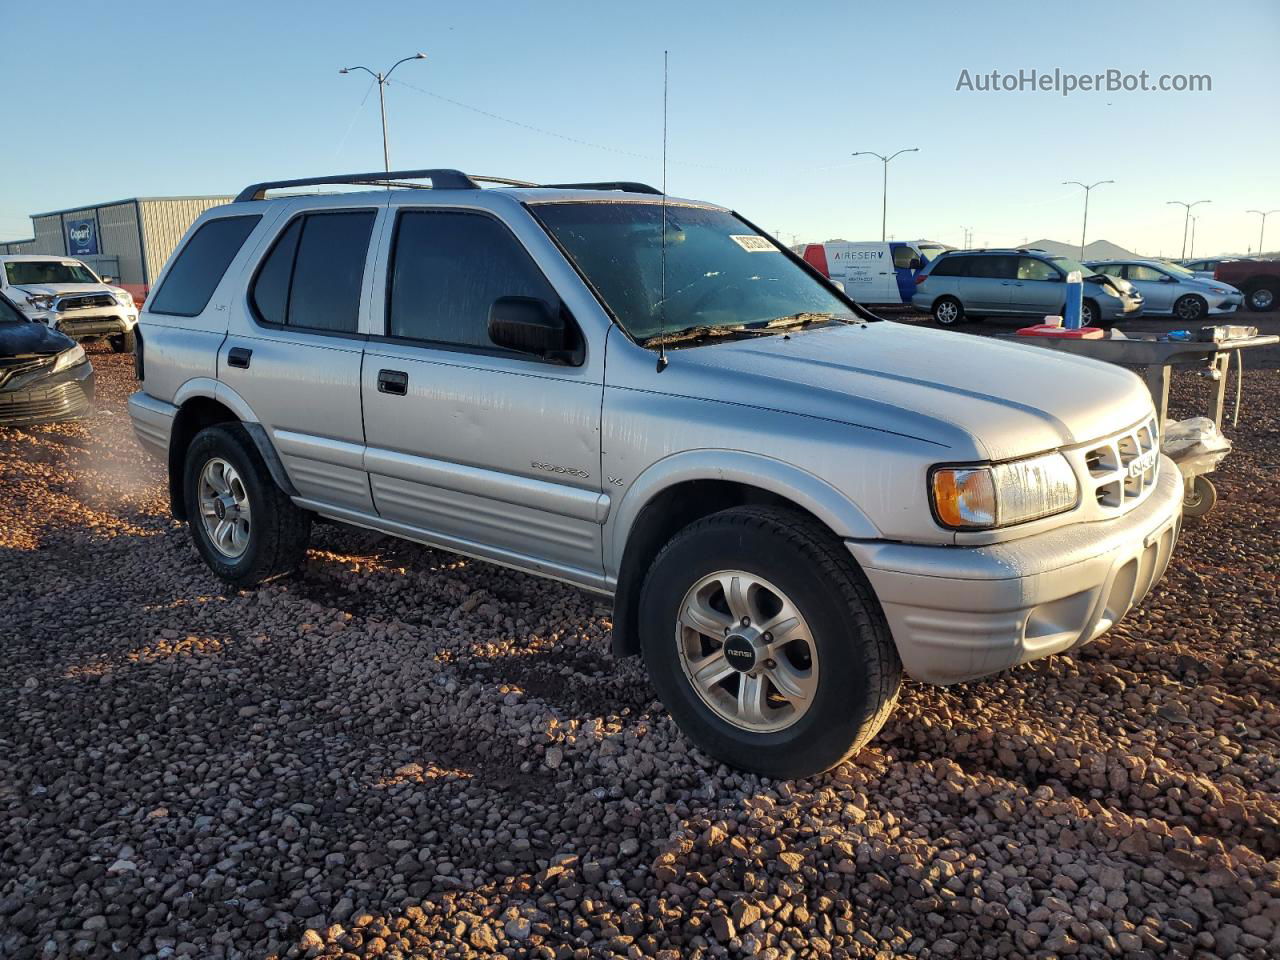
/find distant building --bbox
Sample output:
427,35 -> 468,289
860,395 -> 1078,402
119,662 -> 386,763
0,196 -> 232,289
1022,238 -> 1139,260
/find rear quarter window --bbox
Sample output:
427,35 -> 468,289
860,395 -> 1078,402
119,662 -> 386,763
148,215 -> 261,317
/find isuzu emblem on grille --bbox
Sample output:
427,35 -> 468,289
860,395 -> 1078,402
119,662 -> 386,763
1128,450 -> 1156,479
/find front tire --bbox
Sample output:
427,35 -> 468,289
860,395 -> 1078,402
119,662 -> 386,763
110,331 -> 137,353
183,423 -> 312,586
1174,295 -> 1207,322
638,506 -> 902,778
932,296 -> 964,326
1080,299 -> 1102,327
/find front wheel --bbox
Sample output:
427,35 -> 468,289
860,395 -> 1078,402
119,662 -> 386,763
183,423 -> 312,586
932,297 -> 964,326
110,331 -> 137,353
1174,295 -> 1207,322
1080,299 -> 1102,327
639,506 -> 902,778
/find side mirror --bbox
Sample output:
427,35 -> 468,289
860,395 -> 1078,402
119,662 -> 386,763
488,296 -> 575,362
100,276 -> 115,284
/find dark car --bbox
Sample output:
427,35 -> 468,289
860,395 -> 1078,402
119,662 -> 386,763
1213,259 -> 1280,312
0,292 -> 95,426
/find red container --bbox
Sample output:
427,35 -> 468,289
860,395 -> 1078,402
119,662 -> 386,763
1015,324 -> 1104,339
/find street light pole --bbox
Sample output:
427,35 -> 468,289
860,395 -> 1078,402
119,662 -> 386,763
1247,209 -> 1280,258
851,148 -> 919,242
1189,216 -> 1197,259
1063,180 -> 1114,259
339,53 -> 427,172
1167,199 -> 1210,259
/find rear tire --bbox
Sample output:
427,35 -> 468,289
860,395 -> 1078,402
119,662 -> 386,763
183,423 -> 311,586
1245,283 -> 1275,312
638,506 -> 902,778
932,296 -> 964,326
110,331 -> 137,353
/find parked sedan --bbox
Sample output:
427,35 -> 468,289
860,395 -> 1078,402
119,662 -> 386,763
1085,259 -> 1242,321
0,292 -> 95,426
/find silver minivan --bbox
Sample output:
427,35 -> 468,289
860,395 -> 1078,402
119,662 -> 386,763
127,170 -> 1182,778
912,249 -> 1144,326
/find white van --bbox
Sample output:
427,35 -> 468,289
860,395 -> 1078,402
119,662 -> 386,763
801,240 -> 951,304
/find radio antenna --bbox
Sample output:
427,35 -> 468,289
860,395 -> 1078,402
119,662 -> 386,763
656,50 -> 670,372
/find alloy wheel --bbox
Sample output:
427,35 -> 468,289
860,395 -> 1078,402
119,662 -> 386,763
197,457 -> 252,559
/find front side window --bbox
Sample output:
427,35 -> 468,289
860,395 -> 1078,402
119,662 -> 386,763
1127,264 -> 1169,282
534,202 -> 852,343
1018,257 -> 1061,281
4,260 -> 99,286
387,210 -> 558,348
150,216 -> 260,317
249,210 -> 375,333
892,246 -> 918,269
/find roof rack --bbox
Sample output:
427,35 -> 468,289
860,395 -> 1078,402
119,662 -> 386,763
235,170 -> 663,203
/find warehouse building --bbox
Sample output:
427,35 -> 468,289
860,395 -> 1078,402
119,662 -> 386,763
0,196 -> 233,291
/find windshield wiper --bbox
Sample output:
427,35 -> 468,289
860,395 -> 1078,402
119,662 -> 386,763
641,324 -> 779,348
752,311 -> 850,330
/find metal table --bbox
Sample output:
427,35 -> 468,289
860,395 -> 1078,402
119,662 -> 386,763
1011,332 -> 1278,516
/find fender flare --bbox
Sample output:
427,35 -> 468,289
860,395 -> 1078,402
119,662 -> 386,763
605,448 -> 881,578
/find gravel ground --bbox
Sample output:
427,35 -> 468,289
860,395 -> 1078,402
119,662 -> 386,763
1,325 -> 1277,960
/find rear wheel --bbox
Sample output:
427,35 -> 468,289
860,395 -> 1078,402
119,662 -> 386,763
183,423 -> 312,586
932,297 -> 964,326
110,331 -> 137,353
1245,284 -> 1275,312
638,506 -> 902,778
1174,295 -> 1207,322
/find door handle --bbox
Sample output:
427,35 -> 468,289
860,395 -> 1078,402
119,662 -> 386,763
227,347 -> 252,369
377,369 -> 408,396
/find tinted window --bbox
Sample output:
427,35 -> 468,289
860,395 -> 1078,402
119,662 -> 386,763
968,255 -> 1017,279
250,218 -> 302,326
149,216 -> 260,316
929,256 -> 970,277
387,210 -> 558,349
287,212 -> 376,332
1018,257 -> 1060,281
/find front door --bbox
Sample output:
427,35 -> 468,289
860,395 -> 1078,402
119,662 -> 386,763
1124,263 -> 1176,313
360,206 -> 606,583
1008,256 -> 1065,316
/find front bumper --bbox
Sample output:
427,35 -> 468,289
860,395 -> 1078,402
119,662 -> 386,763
850,455 -> 1183,685
1207,294 -> 1241,315
54,311 -> 137,338
0,360 -> 95,426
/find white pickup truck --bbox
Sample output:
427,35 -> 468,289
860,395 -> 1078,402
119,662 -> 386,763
0,255 -> 139,352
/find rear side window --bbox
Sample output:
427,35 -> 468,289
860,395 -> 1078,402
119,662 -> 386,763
149,215 -> 260,317
386,210 -> 557,349
968,255 -> 1017,279
929,256 -> 970,277
250,210 -> 376,333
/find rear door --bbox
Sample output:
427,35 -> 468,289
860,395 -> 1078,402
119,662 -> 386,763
360,203 -> 606,584
964,254 -> 1018,312
219,199 -> 384,514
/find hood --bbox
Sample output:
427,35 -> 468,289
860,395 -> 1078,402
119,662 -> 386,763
0,320 -> 76,357
1186,277 -> 1238,295
661,322 -> 1154,461
10,282 -> 118,298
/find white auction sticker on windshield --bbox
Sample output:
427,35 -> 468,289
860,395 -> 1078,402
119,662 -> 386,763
730,235 -> 778,252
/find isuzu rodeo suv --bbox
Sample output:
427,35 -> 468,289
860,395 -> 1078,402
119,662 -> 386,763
127,169 -> 1183,777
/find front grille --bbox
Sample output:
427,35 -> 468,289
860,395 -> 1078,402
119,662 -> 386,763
1082,416 -> 1160,512
55,293 -> 116,311
0,381 -> 91,423
0,356 -> 53,389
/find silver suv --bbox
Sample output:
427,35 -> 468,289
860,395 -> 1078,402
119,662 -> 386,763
912,249 -> 1144,327
128,169 -> 1183,777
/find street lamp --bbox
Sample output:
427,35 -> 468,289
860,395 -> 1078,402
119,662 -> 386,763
1167,199 -> 1210,259
1189,215 -> 1198,259
339,52 -> 427,172
1063,180 -> 1114,259
1247,209 -> 1280,258
851,148 -> 919,242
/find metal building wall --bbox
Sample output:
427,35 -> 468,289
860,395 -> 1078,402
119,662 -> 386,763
138,197 -> 232,284
97,203 -> 146,285
32,215 -> 65,255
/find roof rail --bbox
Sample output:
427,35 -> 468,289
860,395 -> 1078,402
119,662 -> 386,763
234,168 -> 479,202
540,181 -> 662,195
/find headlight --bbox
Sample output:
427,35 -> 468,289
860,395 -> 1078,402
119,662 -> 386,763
930,452 -> 1079,530
26,294 -> 54,310
114,290 -> 136,307
52,344 -> 86,373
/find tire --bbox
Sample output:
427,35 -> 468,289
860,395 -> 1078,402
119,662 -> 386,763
1182,475 -> 1217,518
1173,295 -> 1207,323
1245,284 -> 1275,312
1080,299 -> 1102,327
638,506 -> 902,778
110,331 -> 137,353
932,297 -> 964,326
183,423 -> 312,586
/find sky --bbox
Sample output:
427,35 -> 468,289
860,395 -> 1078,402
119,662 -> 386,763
1,0 -> 1277,257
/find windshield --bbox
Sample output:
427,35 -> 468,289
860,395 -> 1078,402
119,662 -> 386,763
4,260 -> 99,286
534,202 -> 854,342
1046,255 -> 1104,279
916,243 -> 950,262
1160,261 -> 1196,279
